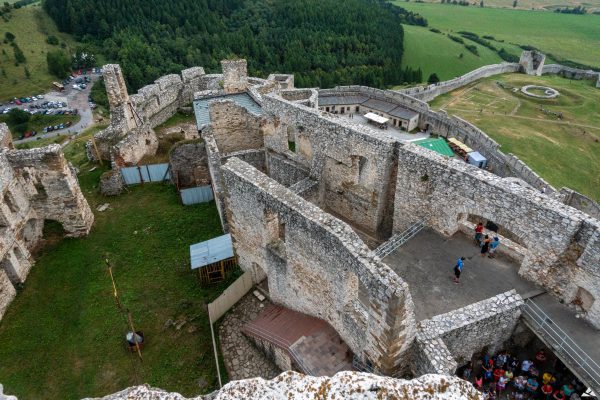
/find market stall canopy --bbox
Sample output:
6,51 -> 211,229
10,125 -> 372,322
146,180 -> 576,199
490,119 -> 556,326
364,112 -> 389,125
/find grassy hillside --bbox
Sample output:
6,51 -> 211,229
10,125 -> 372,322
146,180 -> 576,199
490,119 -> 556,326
0,4 -> 78,100
400,25 -> 523,82
395,2 -> 600,69
430,74 -> 600,201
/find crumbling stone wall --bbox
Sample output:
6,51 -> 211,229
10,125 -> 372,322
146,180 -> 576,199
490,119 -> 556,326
418,291 -> 523,366
265,152 -> 309,187
397,63 -> 521,102
208,100 -> 264,154
0,138 -> 93,321
221,59 -> 248,94
261,94 -> 398,239
111,126 -> 158,167
168,140 -> 209,188
557,188 -> 600,220
542,64 -> 600,87
519,50 -> 546,76
0,123 -> 13,150
85,372 -> 485,400
393,143 -> 600,328
221,157 -> 416,375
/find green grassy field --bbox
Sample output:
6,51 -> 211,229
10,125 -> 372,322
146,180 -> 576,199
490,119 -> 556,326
430,74 -> 600,201
0,133 -> 229,399
400,25 -> 524,82
396,2 -> 600,70
403,0 -> 600,12
0,4 -> 78,100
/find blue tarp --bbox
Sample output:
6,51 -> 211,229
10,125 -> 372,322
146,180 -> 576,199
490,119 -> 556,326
180,186 -> 214,205
190,234 -> 234,270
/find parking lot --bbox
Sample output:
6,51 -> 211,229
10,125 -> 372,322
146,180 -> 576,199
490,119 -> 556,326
0,69 -> 101,143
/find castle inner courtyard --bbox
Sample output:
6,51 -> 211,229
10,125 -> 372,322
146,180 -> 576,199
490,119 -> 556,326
383,228 -> 538,321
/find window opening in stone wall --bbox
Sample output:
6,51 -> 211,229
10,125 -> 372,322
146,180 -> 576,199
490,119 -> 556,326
288,140 -> 296,153
34,182 -> 47,199
355,106 -> 359,112
358,156 -> 368,183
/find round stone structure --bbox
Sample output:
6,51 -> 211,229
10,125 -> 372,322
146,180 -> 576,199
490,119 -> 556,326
520,85 -> 560,99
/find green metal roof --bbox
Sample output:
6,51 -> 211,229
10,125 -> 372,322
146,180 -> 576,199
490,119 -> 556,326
414,137 -> 455,157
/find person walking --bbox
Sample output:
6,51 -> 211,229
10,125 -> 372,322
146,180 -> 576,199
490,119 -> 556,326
481,235 -> 491,257
453,257 -> 465,284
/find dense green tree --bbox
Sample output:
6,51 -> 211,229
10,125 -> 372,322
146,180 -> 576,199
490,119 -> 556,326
4,31 -> 14,41
43,0 -> 427,91
7,108 -> 30,125
427,73 -> 440,84
46,50 -> 71,77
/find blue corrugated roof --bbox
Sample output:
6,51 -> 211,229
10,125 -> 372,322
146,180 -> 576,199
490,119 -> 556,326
193,93 -> 262,130
190,233 -> 234,270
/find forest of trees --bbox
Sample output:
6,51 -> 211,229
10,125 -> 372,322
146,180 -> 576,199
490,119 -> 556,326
43,0 -> 427,91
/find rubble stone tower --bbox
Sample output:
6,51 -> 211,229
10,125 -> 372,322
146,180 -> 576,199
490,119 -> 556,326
221,59 -> 248,94
102,64 -> 139,132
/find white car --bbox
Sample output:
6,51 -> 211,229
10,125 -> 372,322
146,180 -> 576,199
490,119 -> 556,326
37,95 -> 44,99
31,96 -> 37,101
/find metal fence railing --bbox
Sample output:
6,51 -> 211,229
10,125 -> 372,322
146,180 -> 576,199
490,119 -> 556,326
522,299 -> 600,393
373,220 -> 425,259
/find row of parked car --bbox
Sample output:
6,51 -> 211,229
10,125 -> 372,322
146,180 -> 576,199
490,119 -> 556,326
43,121 -> 73,133
62,75 -> 92,87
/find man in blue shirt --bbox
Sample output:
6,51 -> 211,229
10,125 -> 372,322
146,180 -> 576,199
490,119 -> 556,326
453,257 -> 466,284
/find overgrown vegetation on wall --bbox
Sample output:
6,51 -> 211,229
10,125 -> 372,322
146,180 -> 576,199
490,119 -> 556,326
43,0 -> 427,90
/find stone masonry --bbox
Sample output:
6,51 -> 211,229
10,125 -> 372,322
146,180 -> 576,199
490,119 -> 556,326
221,157 -> 416,375
221,59 -> 248,94
0,126 -> 93,320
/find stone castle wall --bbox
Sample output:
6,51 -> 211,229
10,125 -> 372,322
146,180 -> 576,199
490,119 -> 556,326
221,157 -> 416,374
168,140 -> 209,188
418,290 -> 523,366
208,100 -> 265,154
0,134 -> 93,321
393,143 -> 600,327
542,64 -> 600,87
261,93 -> 399,239
397,63 -> 521,102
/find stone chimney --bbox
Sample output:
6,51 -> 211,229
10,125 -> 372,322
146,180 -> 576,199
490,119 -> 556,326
221,59 -> 248,94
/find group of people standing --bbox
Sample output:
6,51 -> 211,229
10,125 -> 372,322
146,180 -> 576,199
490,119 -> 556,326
458,349 -> 588,399
475,222 -> 500,257
451,222 -> 502,284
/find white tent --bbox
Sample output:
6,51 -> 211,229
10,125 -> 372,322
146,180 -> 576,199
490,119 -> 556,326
364,112 -> 389,125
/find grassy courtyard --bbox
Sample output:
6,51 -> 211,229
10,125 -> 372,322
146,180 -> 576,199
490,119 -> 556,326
430,73 -> 600,201
0,135 -> 228,398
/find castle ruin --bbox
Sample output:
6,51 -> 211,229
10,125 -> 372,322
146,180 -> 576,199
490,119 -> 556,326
77,51 -> 600,396
0,123 -> 94,320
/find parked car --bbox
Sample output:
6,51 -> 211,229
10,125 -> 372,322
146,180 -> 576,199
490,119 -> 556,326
31,131 -> 37,136
65,121 -> 72,127
15,100 -> 21,105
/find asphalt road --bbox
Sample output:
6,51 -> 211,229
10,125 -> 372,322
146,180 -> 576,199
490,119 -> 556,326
9,73 -> 101,144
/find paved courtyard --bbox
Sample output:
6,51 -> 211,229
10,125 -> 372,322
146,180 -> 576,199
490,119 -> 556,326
383,228 -> 538,321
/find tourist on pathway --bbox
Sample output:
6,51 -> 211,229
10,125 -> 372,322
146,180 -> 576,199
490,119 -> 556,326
553,389 -> 566,400
488,237 -> 500,258
453,257 -> 465,284
475,222 -> 484,245
496,375 -> 507,397
481,235 -> 491,257
474,374 -> 484,390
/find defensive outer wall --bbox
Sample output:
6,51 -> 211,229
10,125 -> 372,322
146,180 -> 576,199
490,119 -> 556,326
0,123 -> 94,321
